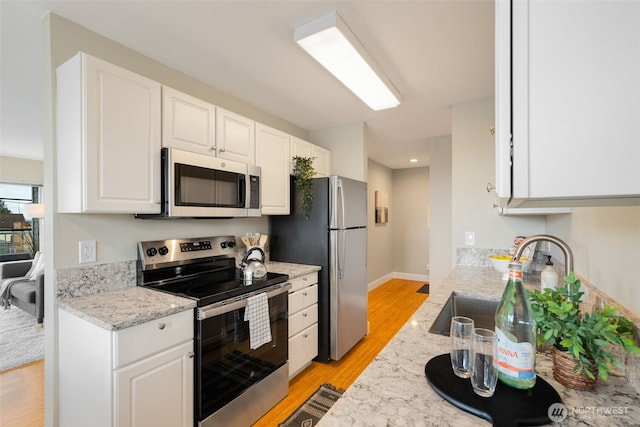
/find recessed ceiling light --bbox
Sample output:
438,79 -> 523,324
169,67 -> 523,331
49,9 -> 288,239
410,158 -> 418,163
294,11 -> 400,111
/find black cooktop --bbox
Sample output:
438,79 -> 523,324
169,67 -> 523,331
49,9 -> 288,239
145,269 -> 289,307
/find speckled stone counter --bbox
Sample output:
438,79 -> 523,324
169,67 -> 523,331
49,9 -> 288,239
319,266 -> 640,427
267,261 -> 321,279
57,287 -> 195,331
56,260 -> 318,331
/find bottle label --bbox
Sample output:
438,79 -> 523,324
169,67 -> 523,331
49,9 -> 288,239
495,327 -> 535,380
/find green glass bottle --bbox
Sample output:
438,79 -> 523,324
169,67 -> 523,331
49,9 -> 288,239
494,261 -> 537,389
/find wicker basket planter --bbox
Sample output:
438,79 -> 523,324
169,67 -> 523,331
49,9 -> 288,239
552,347 -> 598,391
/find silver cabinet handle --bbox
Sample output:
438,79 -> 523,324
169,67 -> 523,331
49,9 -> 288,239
188,352 -> 195,359
486,182 -> 496,193
157,323 -> 166,330
303,292 -> 308,296
303,334 -> 308,338
219,148 -> 225,153
303,313 -> 308,317
303,277 -> 308,282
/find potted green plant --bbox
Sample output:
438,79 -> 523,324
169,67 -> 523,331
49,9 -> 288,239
292,156 -> 316,219
528,273 -> 640,390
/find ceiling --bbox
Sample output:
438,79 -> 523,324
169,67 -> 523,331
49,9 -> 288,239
0,0 -> 494,169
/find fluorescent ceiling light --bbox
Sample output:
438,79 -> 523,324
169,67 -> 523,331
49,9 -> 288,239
295,11 -> 400,111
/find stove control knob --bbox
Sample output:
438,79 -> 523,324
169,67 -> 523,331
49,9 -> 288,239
220,241 -> 228,249
158,246 -> 169,256
146,248 -> 158,257
227,241 -> 236,248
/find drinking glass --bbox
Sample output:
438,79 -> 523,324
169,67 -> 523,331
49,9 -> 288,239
471,328 -> 498,397
450,316 -> 474,378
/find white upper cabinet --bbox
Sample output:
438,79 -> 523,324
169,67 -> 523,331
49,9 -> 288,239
162,86 -> 216,155
256,123 -> 290,215
311,145 -> 331,178
56,52 -> 161,214
215,107 -> 255,164
163,88 -> 256,164
495,0 -> 640,207
290,136 -> 331,177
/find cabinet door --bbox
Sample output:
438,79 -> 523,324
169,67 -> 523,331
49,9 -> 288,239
216,107 -> 255,164
162,86 -> 215,155
311,145 -> 331,177
115,341 -> 194,427
289,323 -> 319,379
256,123 -> 290,214
57,53 -> 162,213
290,136 -> 313,174
501,0 -> 640,204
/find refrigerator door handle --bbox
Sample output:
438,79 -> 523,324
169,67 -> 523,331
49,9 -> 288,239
338,230 -> 345,279
338,178 -> 345,230
337,179 -> 346,278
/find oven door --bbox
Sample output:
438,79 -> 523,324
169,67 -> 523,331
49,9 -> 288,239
196,283 -> 290,424
166,147 -> 249,217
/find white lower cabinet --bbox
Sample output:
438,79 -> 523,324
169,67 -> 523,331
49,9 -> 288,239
288,272 -> 319,378
59,309 -> 194,427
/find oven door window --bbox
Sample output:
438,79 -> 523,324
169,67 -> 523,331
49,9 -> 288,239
175,163 -> 245,208
197,292 -> 288,420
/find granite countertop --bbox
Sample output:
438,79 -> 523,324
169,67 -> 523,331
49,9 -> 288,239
267,261 -> 321,279
56,261 -> 319,331
57,287 -> 196,331
319,266 -> 640,427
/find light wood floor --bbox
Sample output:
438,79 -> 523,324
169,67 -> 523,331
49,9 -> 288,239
254,278 -> 428,426
0,359 -> 45,427
0,278 -> 428,427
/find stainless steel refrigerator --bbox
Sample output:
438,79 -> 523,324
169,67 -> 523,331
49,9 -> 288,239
270,175 -> 368,362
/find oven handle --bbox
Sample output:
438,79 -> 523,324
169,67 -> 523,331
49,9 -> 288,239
197,282 -> 291,320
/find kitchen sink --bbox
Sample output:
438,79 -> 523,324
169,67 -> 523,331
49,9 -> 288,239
428,292 -> 499,336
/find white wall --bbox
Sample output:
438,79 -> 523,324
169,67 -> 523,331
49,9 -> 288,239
367,160 -> 393,285
0,156 -> 43,185
428,135 -> 453,288
546,206 -> 640,314
451,97 -> 546,260
392,167 -> 429,277
310,123 -> 367,181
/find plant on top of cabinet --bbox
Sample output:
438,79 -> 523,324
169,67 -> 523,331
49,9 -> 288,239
292,156 -> 316,219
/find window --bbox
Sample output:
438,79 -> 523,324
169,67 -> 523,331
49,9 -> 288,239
0,183 -> 42,261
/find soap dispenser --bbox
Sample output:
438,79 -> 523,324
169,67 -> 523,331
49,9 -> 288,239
541,256 -> 558,290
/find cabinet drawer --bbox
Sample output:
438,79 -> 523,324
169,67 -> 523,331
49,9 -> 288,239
289,323 -> 319,378
288,304 -> 318,338
289,272 -> 318,293
114,310 -> 193,368
289,284 -> 318,314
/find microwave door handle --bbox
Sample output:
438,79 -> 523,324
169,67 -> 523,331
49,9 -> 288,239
239,175 -> 246,207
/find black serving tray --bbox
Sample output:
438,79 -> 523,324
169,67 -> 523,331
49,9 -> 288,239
425,354 -> 562,427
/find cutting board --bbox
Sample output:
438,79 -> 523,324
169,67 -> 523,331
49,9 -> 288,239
425,354 -> 562,427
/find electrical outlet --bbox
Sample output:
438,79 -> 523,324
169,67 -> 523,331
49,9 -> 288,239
79,240 -> 97,264
465,231 -> 476,246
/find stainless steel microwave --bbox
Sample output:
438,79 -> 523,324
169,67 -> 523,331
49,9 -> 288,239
140,147 -> 261,218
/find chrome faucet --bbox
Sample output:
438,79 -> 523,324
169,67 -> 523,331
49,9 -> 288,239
513,234 -> 574,278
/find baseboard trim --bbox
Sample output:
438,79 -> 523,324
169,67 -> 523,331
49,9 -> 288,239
368,272 -> 430,292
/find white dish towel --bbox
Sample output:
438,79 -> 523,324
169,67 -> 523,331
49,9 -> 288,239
244,292 -> 272,350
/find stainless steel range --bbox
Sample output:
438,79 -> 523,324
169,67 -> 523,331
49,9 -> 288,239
137,236 -> 290,427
